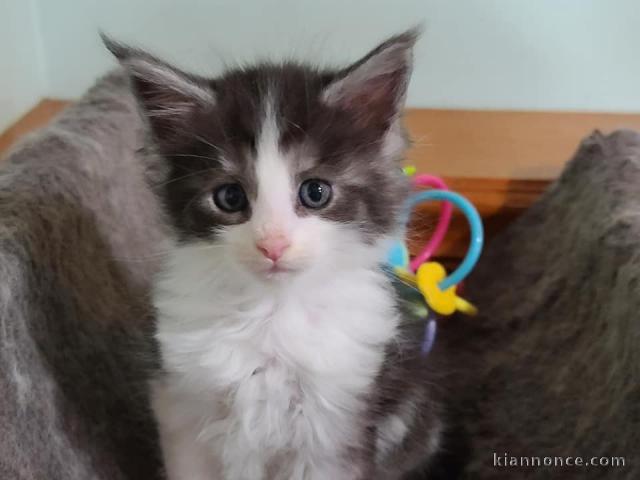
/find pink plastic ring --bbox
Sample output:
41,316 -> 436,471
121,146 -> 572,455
409,174 -> 453,272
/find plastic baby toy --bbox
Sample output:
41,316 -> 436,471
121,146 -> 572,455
387,168 -> 484,354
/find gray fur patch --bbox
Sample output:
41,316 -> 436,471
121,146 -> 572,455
0,71 -> 165,479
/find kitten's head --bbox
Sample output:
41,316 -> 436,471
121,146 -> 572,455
106,30 -> 417,282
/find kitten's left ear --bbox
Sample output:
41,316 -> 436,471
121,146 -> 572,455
322,28 -> 419,131
102,34 -> 215,149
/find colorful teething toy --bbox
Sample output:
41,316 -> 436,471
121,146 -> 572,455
387,168 -> 484,355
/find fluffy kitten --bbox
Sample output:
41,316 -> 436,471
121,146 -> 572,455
107,29 -> 450,480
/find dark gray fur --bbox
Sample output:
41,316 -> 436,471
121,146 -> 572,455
0,48 -> 638,480
444,129 -> 640,478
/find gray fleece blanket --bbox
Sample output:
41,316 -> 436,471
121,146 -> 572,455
0,71 -> 637,479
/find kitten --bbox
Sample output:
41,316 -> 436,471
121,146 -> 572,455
106,29 -> 450,480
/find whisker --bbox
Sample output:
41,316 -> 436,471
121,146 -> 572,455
170,153 -> 221,162
109,242 -> 227,262
152,168 -> 220,189
285,118 -> 306,136
193,134 -> 227,156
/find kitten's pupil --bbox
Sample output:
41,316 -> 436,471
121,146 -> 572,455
214,183 -> 247,213
307,183 -> 324,202
299,179 -> 332,209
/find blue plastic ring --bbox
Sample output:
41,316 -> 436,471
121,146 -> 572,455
404,190 -> 483,290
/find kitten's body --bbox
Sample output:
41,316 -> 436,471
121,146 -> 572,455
108,30 -> 446,479
153,241 -> 401,479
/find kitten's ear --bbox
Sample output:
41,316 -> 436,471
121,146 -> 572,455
322,28 -> 419,131
102,34 -> 214,148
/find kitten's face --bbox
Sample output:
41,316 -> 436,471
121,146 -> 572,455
107,31 -> 417,281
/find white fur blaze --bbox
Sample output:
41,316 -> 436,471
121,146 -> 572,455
252,95 -> 296,241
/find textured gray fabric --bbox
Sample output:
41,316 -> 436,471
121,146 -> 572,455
0,71 -> 165,479
0,70 -> 638,479
453,129 -> 640,478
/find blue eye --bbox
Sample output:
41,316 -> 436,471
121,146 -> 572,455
299,179 -> 332,209
213,183 -> 248,212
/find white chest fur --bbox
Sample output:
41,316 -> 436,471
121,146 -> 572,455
152,245 -> 399,480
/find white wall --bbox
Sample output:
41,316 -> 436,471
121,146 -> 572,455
0,0 -> 46,130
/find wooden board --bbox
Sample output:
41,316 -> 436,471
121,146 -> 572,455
405,108 -> 640,179
0,99 -> 69,156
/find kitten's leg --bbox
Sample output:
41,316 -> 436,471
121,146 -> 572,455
152,382 -> 221,480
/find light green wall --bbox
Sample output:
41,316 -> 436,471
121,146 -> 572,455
3,0 -> 640,132
0,0 -> 45,130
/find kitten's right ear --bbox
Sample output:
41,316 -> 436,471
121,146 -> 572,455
102,34 -> 215,148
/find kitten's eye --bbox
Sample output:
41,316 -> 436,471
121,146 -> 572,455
213,183 -> 248,213
299,179 -> 332,209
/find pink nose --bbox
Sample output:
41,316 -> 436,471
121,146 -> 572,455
256,237 -> 290,262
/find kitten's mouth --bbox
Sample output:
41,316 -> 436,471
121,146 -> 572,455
258,260 -> 301,278
266,263 -> 294,275
248,257 -> 303,278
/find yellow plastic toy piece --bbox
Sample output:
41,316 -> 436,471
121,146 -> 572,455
416,262 -> 457,315
393,263 -> 478,317
416,262 -> 478,316
454,296 -> 478,316
402,165 -> 417,176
